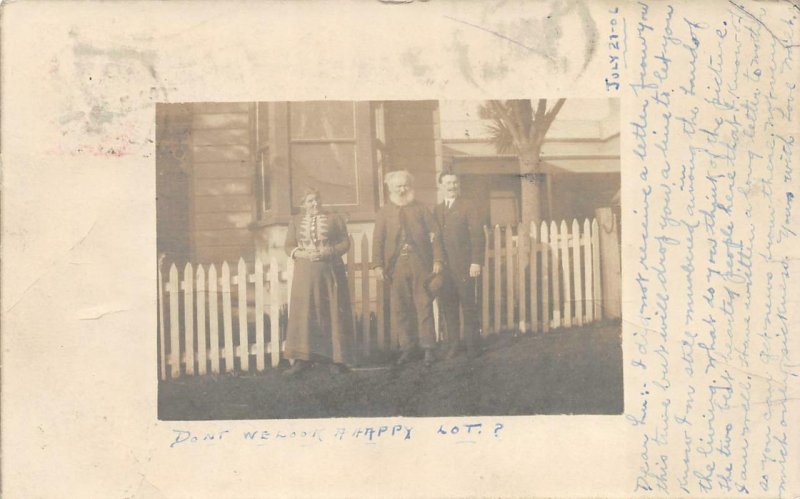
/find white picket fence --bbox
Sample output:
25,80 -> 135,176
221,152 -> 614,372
158,215 -> 619,380
480,218 -> 609,336
157,257 -> 289,379
157,233 -> 383,380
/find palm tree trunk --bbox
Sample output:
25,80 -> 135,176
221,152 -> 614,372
519,143 -> 543,227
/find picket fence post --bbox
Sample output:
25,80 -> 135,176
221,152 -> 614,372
493,225 -> 502,333
286,257 -> 294,316
360,235 -> 371,356
529,223 -> 539,333
208,264 -> 221,374
253,258 -> 265,372
549,221 -> 561,328
346,236 -> 357,348
168,264 -> 180,378
157,258 -> 167,380
559,220 -> 572,328
221,262 -> 234,372
196,265 -> 207,375
269,257 -> 281,368
481,226 -> 490,337
583,219 -> 594,324
592,218 -> 603,320
376,265 -> 386,351
540,222 -> 550,333
596,208 -> 621,319
236,258 -> 249,372
517,224 -> 527,334
183,263 -> 195,375
571,219 -> 584,327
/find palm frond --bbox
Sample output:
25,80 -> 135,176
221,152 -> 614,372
481,100 -> 522,154
485,120 -> 515,154
481,98 -> 567,154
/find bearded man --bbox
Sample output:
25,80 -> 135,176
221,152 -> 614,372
372,170 -> 443,366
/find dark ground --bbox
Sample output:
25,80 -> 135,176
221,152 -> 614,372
159,321 -> 623,420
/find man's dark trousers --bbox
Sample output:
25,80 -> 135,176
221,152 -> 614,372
440,270 -> 479,351
389,252 -> 436,351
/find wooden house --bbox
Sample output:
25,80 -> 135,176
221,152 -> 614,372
156,99 -> 619,267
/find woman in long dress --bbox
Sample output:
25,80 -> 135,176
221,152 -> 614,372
283,188 -> 355,375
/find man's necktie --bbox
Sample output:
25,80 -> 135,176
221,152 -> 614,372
399,206 -> 410,245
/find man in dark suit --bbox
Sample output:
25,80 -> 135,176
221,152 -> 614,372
434,172 -> 485,359
373,170 -> 443,366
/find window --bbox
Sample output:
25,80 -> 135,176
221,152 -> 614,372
289,102 -> 359,208
256,101 -> 378,224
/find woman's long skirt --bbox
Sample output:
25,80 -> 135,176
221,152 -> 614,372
284,260 -> 355,366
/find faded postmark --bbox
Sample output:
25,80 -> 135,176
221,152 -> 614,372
48,31 -> 171,158
398,0 -> 598,88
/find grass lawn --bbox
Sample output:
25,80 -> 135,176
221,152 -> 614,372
159,320 -> 623,420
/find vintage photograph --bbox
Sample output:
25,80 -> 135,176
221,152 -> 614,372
156,99 -> 622,420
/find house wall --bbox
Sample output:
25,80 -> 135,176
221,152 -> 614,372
383,101 -> 440,207
188,102 -> 257,265
160,99 -> 619,267
159,100 -> 446,267
156,104 -> 193,267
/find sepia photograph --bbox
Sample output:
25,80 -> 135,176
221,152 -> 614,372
4,0 -> 798,496
156,98 -> 622,420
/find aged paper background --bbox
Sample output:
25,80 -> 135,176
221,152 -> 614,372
2,1 -> 798,497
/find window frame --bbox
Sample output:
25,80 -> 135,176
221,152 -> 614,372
255,101 -> 378,226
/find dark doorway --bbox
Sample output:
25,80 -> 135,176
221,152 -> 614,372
461,173 -> 521,228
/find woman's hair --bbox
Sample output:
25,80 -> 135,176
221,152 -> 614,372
299,187 -> 321,205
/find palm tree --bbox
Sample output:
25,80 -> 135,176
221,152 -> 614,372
479,99 -> 566,226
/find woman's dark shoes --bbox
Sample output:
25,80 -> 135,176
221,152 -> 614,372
283,359 -> 309,376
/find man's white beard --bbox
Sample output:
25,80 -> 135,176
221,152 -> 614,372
389,190 -> 415,207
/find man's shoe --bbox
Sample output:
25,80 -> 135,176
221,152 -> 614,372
330,363 -> 350,375
423,348 -> 435,367
283,359 -> 309,376
445,342 -> 461,360
395,350 -> 414,366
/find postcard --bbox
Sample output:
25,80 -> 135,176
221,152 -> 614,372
1,1 -> 797,497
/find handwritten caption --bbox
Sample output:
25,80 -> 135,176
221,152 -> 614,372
169,422 -> 506,448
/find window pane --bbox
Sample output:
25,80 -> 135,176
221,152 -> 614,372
290,101 -> 355,140
291,143 -> 357,206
